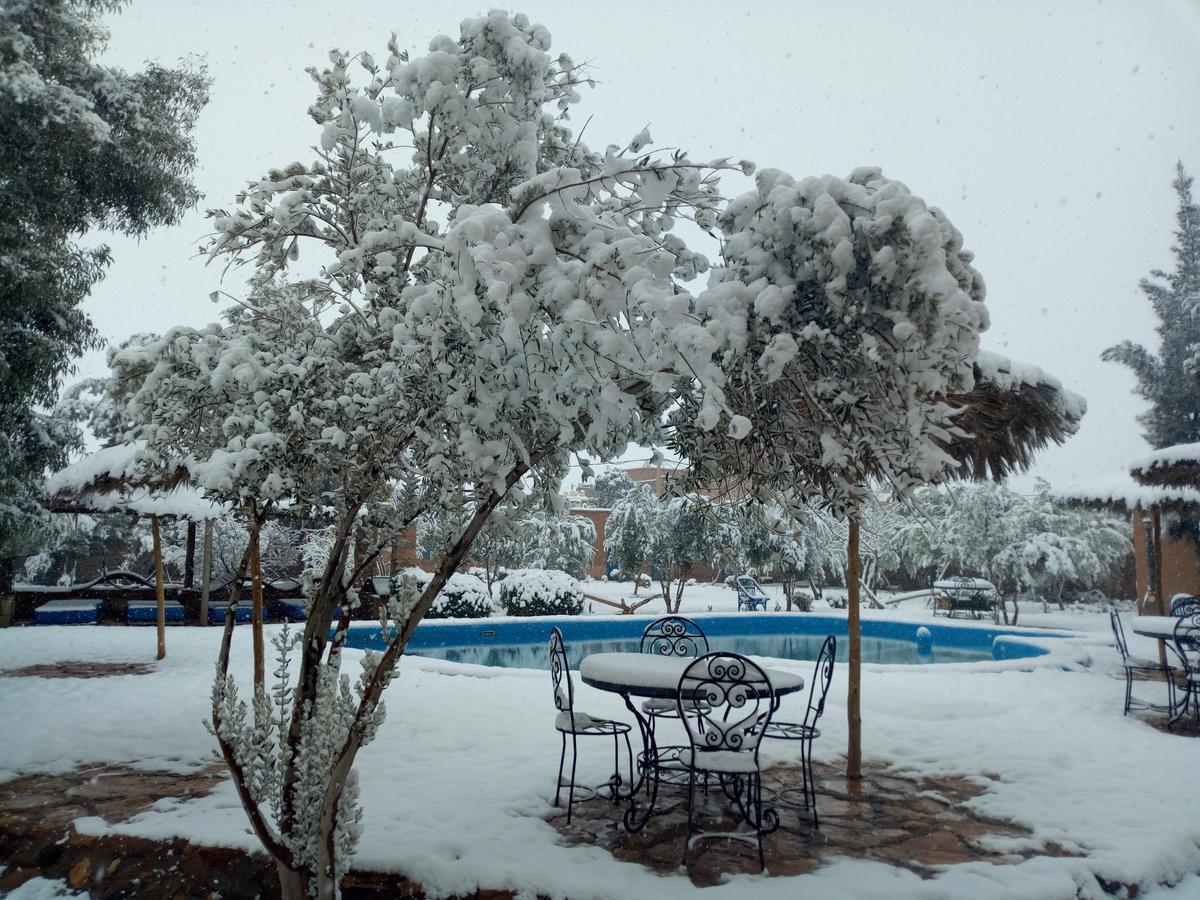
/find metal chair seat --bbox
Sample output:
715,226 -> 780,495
762,720 -> 820,741
554,710 -> 633,736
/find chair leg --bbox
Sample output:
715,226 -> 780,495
754,772 -> 765,872
623,732 -> 635,795
804,739 -> 819,829
682,769 -> 696,868
1123,667 -> 1133,715
567,734 -> 579,824
555,731 -> 566,808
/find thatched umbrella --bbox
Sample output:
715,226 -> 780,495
943,351 -> 1087,482
1130,443 -> 1200,491
1055,468 -> 1200,621
43,442 -> 227,659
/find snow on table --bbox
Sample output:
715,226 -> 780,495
1130,616 -> 1186,640
580,652 -> 804,699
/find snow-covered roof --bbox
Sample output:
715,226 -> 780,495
67,486 -> 230,522
1051,473 -> 1200,512
974,350 -> 1087,422
44,442 -> 224,521
1129,442 -> 1200,488
44,441 -> 148,496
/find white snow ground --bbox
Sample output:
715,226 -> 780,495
2,585 -> 1198,899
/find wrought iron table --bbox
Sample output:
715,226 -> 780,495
579,652 -> 804,831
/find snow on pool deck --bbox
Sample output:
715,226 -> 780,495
1,599 -> 1198,899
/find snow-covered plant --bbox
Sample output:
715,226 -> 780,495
646,494 -> 719,612
588,468 -> 635,507
518,509 -> 596,579
499,568 -> 584,616
390,567 -> 493,618
713,498 -> 825,610
605,484 -> 657,592
111,13 -> 737,897
671,167 -> 989,516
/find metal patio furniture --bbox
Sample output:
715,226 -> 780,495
1111,611 -> 1178,717
677,651 -> 779,871
1171,613 -> 1200,726
547,627 -> 634,823
760,634 -> 836,827
1171,594 -> 1200,617
734,575 -> 769,611
638,616 -> 709,736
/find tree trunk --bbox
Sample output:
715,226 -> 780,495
846,513 -> 862,781
251,522 -> 265,693
276,861 -> 311,900
184,521 -> 197,588
151,516 -> 167,661
200,520 -> 213,626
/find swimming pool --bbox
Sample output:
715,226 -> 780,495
341,613 -> 1061,669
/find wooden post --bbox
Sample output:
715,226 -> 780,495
251,523 -> 265,693
200,520 -> 213,626
184,521 -> 197,588
846,512 -> 862,780
151,515 -> 167,661
1152,508 -> 1166,666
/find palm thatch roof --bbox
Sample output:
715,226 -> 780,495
1051,472 -> 1200,514
1129,442 -> 1200,490
942,351 -> 1087,482
43,442 -> 226,522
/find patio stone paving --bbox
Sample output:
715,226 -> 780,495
551,760 -> 1080,887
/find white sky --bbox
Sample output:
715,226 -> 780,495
83,0 -> 1200,490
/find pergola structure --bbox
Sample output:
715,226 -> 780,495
43,442 -> 228,658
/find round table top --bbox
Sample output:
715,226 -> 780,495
579,652 -> 805,700
1131,616 -> 1186,640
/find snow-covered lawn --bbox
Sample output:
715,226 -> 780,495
2,599 -> 1198,899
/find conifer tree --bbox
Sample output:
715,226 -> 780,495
1102,163 -> 1200,448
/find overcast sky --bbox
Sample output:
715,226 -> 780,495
82,0 -> 1200,489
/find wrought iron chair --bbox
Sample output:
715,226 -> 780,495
639,616 -> 709,735
676,652 -> 778,871
1109,611 -> 1178,717
761,634 -> 836,827
547,627 -> 633,823
1171,594 -> 1200,617
1171,613 -> 1200,725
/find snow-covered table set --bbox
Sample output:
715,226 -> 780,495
579,652 -> 804,833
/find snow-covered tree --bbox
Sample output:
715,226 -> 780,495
604,484 -> 657,591
1103,163 -> 1200,449
646,494 -> 719,612
518,509 -> 596,579
713,498 -> 820,610
588,467 -> 635,507
112,14 -> 735,897
0,1 -> 208,587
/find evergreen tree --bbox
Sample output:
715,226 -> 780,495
1102,163 -> 1200,448
0,0 -> 208,575
588,467 -> 635,507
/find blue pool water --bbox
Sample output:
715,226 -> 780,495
341,613 -> 1059,669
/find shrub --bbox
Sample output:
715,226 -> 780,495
499,568 -> 584,616
390,567 -> 494,619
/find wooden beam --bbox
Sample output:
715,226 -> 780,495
846,512 -> 862,780
200,520 -> 213,626
151,515 -> 166,661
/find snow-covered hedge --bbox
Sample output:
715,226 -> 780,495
498,569 -> 584,616
391,567 -> 494,619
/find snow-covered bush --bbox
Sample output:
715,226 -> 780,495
499,568 -> 584,616
391,567 -> 493,619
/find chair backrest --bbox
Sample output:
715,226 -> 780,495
548,627 -> 575,719
678,652 -> 774,757
1110,611 -> 1131,661
640,615 -> 709,657
1172,613 -> 1200,669
1172,595 -> 1200,617
802,635 -> 837,730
